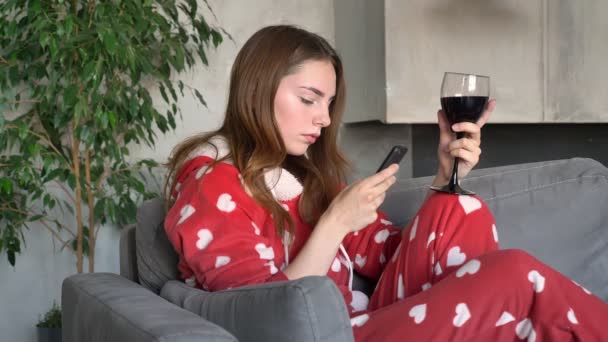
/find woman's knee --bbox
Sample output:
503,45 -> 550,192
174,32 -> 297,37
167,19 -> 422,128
489,249 -> 543,277
423,193 -> 491,217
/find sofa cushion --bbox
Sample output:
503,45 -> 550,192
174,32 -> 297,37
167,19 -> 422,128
136,198 -> 179,293
160,277 -> 354,342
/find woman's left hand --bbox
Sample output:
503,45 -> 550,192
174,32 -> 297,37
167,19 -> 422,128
433,99 -> 496,186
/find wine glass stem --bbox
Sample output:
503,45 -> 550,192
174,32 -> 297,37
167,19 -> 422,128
449,132 -> 465,190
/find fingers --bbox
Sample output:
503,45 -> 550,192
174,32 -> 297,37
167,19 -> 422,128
477,98 -> 496,128
449,147 -> 480,165
372,192 -> 386,209
451,121 -> 481,140
447,98 -> 496,139
437,110 -> 453,145
364,163 -> 399,187
368,175 -> 396,200
447,136 -> 480,153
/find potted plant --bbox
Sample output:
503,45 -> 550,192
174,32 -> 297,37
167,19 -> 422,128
36,302 -> 62,342
0,1 -> 226,337
0,1 -> 225,270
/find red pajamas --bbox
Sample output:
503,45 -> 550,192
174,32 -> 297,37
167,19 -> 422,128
354,192 -> 608,341
165,150 -> 608,341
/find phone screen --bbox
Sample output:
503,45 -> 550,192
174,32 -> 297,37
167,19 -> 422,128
376,145 -> 408,173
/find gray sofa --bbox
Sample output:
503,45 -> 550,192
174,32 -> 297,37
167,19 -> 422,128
62,158 -> 608,342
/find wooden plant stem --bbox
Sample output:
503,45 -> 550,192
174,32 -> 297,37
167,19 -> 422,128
71,123 -> 84,273
84,151 -> 95,272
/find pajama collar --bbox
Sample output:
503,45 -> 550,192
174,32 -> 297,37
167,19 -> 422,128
186,135 -> 304,202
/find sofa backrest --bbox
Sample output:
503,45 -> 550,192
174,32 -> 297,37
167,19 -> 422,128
134,198 -> 180,293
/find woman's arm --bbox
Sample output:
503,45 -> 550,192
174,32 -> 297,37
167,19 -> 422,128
282,215 -> 347,280
284,165 -> 400,280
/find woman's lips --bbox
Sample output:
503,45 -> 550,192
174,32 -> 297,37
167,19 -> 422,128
303,135 -> 317,143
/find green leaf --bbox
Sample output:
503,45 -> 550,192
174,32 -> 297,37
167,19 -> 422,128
193,89 -> 207,106
28,214 -> 44,222
100,30 -> 118,55
159,83 -> 169,104
64,84 -> 78,107
107,111 -> 117,129
211,30 -> 223,47
0,178 -> 12,195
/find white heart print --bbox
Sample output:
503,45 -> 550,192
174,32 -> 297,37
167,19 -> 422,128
528,270 -> 545,293
495,311 -> 515,326
567,308 -> 578,324
350,314 -> 370,327
572,280 -> 592,295
434,263 -> 443,276
255,243 -> 275,260
408,304 -> 427,324
456,259 -> 481,278
252,222 -> 260,235
196,229 -> 213,250
215,256 -> 230,268
397,274 -> 405,299
350,314 -> 369,327
350,290 -> 369,312
374,229 -> 390,243
458,195 -> 482,214
515,318 -> 536,341
392,244 -> 402,263
178,205 -> 195,225
355,254 -> 367,268
331,258 -> 341,272
427,232 -> 436,248
421,283 -> 432,291
380,253 -> 386,264
492,224 -> 499,242
409,216 -> 419,241
453,303 -> 471,327
265,261 -> 278,274
380,218 -> 393,225
216,193 -> 236,212
447,246 -> 467,267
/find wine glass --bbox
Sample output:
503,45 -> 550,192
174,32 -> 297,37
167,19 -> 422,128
430,72 -> 489,195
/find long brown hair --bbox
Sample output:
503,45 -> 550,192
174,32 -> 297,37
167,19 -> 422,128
164,25 -> 351,238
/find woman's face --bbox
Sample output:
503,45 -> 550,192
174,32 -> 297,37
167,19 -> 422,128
274,59 -> 336,156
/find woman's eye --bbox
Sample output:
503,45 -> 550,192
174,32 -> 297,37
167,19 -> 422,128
299,97 -> 314,105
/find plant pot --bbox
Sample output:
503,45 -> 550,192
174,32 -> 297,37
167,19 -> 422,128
37,327 -> 61,342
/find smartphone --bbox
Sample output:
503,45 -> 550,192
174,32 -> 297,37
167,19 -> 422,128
376,145 -> 408,173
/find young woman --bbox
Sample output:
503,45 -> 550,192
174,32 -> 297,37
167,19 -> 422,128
163,25 -> 608,341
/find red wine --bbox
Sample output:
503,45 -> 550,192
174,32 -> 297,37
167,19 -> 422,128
440,96 -> 488,125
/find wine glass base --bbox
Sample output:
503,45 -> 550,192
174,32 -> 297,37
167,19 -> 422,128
429,184 -> 475,195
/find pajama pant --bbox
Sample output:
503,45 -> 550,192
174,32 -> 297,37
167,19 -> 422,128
352,193 -> 608,341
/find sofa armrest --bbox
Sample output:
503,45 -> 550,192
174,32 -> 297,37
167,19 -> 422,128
160,276 -> 354,342
62,273 -> 237,342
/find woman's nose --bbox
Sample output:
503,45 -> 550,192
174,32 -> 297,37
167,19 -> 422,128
314,108 -> 331,127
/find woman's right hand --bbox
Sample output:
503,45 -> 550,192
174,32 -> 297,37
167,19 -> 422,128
321,163 -> 399,236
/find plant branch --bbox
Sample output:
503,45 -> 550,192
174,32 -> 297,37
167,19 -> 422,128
93,133 -> 125,195
0,206 -> 76,242
84,151 -> 96,272
5,124 -> 74,174
8,99 -> 40,104
71,122 -> 84,273
52,180 -> 76,204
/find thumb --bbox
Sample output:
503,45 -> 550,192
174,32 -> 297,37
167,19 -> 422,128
437,109 -> 453,145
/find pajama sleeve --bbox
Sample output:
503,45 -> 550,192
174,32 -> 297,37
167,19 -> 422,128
341,210 -> 402,281
164,158 -> 288,291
